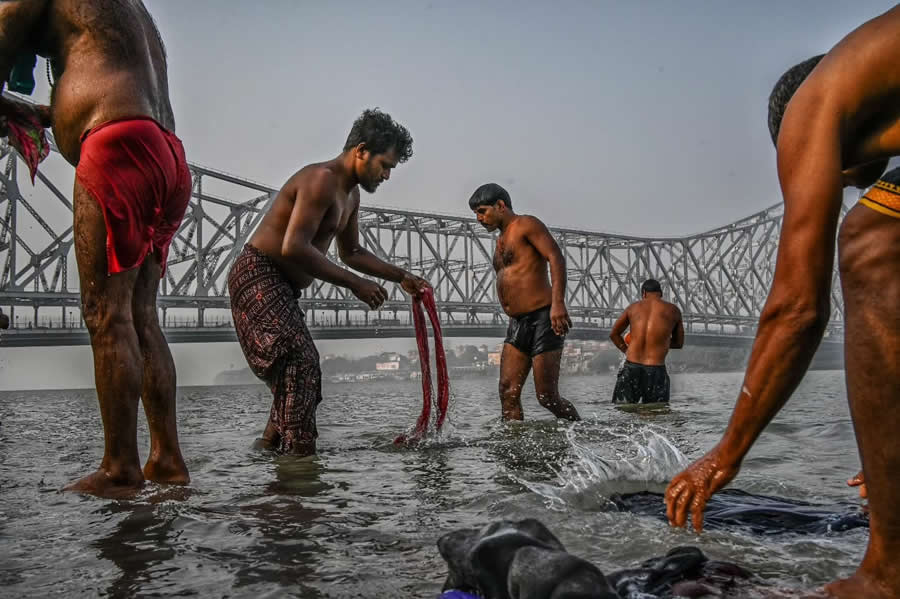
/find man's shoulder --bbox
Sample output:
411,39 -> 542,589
513,214 -> 551,235
289,163 -> 339,197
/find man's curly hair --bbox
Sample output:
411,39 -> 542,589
767,54 -> 825,145
343,108 -> 413,163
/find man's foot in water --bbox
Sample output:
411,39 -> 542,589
63,466 -> 145,499
826,572 -> 896,599
143,454 -> 190,485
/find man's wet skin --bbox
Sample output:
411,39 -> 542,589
664,6 -> 900,598
610,291 -> 684,367
471,185 -> 580,422
232,109 -> 430,455
0,0 -> 189,497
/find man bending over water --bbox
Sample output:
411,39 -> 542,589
228,109 -> 430,456
665,6 -> 900,597
609,279 -> 683,404
0,0 -> 191,497
469,183 -> 580,421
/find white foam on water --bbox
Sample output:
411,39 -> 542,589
513,425 -> 690,511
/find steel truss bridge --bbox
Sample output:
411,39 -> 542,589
0,134 -> 845,348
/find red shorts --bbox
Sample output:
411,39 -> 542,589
76,117 -> 191,276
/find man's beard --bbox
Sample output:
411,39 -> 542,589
360,176 -> 380,194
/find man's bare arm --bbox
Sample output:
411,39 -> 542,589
337,193 -> 407,283
671,310 -> 685,349
281,172 -> 369,291
0,0 -> 47,83
523,217 -> 566,307
666,84 -> 844,531
609,309 -> 630,353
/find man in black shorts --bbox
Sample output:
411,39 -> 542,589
609,279 -> 684,403
469,183 -> 580,421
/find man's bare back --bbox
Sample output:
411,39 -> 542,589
493,215 -> 555,317
0,0 -> 174,164
617,296 -> 683,366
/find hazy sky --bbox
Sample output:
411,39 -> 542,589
2,1 -> 898,390
149,0 -> 895,235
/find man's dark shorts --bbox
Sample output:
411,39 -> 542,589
504,305 -> 564,357
612,360 -> 670,404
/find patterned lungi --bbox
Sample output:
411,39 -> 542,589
227,244 -> 322,452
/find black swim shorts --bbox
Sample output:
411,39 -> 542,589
504,305 -> 564,357
612,360 -> 670,404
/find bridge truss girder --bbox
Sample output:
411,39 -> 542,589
0,137 -> 845,338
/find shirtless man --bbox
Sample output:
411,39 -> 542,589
609,279 -> 684,404
0,1 -> 190,497
665,6 -> 900,597
228,109 -> 430,456
469,183 -> 580,421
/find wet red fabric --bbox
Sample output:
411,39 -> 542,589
76,117 -> 191,276
395,287 -> 449,444
7,112 -> 49,183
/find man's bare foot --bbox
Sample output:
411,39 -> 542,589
63,468 -> 145,499
826,573 -> 894,599
252,437 -> 278,451
143,455 -> 190,485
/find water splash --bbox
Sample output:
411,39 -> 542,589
513,425 -> 690,511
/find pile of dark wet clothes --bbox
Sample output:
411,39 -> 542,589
437,519 -> 750,599
436,490 -> 868,598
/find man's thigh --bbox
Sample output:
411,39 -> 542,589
74,180 -> 139,313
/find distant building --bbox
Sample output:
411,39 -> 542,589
375,361 -> 401,371
488,351 -> 502,366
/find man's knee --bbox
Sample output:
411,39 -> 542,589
133,305 -> 163,343
499,377 -> 522,399
82,294 -> 133,336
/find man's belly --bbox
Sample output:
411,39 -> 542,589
49,68 -> 162,164
497,271 -> 552,317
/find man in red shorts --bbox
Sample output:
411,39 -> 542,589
0,0 -> 190,497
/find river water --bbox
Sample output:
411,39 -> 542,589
0,371 -> 865,597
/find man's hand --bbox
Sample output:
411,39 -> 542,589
352,278 -> 387,310
848,470 -> 867,499
400,272 -> 430,299
664,447 -> 740,532
550,302 -> 572,336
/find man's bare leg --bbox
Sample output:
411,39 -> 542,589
64,182 -> 144,497
132,257 -> 189,485
826,205 -> 900,598
532,349 -> 581,421
498,343 -> 531,420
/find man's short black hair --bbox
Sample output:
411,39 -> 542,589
344,108 -> 413,163
641,279 -> 662,295
468,183 -> 512,210
768,54 -> 825,145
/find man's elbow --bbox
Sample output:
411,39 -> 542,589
760,298 -> 830,337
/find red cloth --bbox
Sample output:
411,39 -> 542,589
396,287 -> 450,445
7,112 -> 50,183
76,117 -> 191,276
